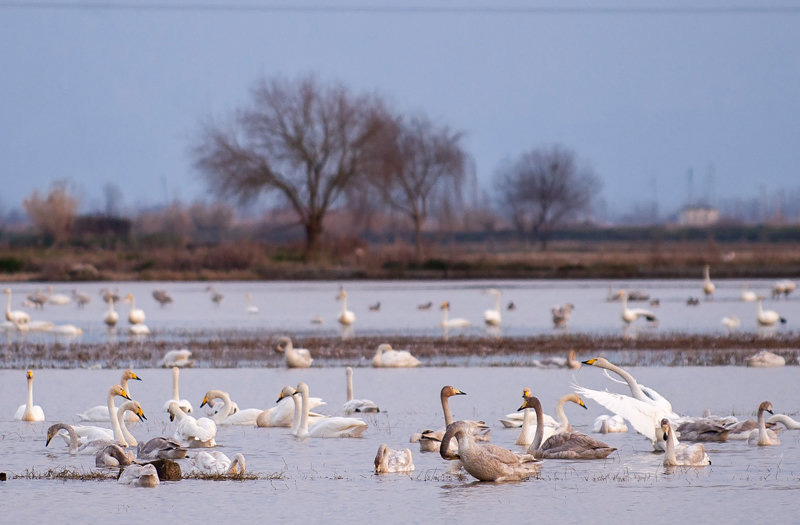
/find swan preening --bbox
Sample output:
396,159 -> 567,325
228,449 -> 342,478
756,297 -> 787,326
483,289 -> 502,326
168,401 -> 217,447
440,421 -> 540,482
76,369 -> 143,422
343,367 -> 379,414
336,287 -> 356,326
15,369 -> 45,422
661,419 -> 711,466
96,443 -> 134,468
374,444 -> 414,473
703,264 -> 715,298
275,336 -> 313,368
291,382 -> 367,438
372,343 -> 420,368
193,451 -> 246,477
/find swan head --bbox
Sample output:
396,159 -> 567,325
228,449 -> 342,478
110,385 -> 132,400
123,370 -> 142,382
167,401 -> 181,421
521,387 -> 531,398
121,401 -> 147,422
276,385 -> 295,403
518,394 -> 542,412
374,444 -> 388,473
660,418 -> 671,441
440,302 -> 450,311
275,336 -> 292,353
336,288 -> 347,300
26,369 -> 34,381
3,288 -> 11,294
441,385 -> 466,398
581,357 -> 610,368
758,401 -> 774,415
376,344 -> 392,355
45,424 -> 66,447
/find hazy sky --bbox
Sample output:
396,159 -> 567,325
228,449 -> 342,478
2,1 -> 799,219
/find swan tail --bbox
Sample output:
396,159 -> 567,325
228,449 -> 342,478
780,317 -> 787,324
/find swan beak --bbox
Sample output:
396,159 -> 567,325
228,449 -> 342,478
767,409 -> 774,415
200,396 -> 209,408
137,408 -> 147,422
27,370 -> 33,380
45,435 -> 52,447
120,388 -> 131,400
517,400 -> 529,411
663,432 -> 668,441
582,358 -> 597,365
454,389 -> 466,396
169,413 -> 175,422
132,374 -> 142,381
578,399 -> 587,410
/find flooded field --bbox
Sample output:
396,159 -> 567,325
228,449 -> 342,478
1,366 -> 798,523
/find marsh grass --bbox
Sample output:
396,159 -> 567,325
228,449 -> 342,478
16,467 -> 116,481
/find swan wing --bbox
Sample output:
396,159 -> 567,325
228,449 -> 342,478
574,386 -> 662,442
308,416 -> 367,438
221,408 -> 262,426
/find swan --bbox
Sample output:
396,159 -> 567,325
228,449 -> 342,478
343,367 -> 379,414
519,394 -> 616,459
47,285 -> 71,305
620,292 -> 657,324
567,349 -> 581,369
46,423 -> 86,454
748,401 -> 780,446
416,385 -> 490,453
136,437 -> 188,460
275,336 -> 313,368
741,284 -> 757,302
372,343 -> 420,368
118,464 -> 159,487
746,350 -> 785,368
483,288 -> 502,326
123,293 -> 146,324
76,369 -> 143,421
440,421 -> 540,482
336,287 -> 356,326
552,303 -> 575,328
771,279 -> 796,299
114,401 -> 147,447
104,296 -> 119,327
4,288 -> 30,328
201,390 -> 262,425
49,324 -> 83,336
100,288 -> 120,304
257,386 -> 326,427
756,297 -> 786,326
440,301 -> 471,328
374,444 -> 414,473
721,316 -> 741,329
129,324 -> 150,335
27,290 -> 48,309
661,419 -> 710,466
245,293 -> 259,314
152,289 -> 173,306
293,382 -> 367,438
702,264 -> 715,297
206,286 -> 224,305
56,385 -> 133,447
766,414 -> 800,430
158,349 -> 193,368
515,392 -> 587,446
593,414 -> 628,434
96,443 -> 134,467
674,418 -> 730,442
167,401 -> 217,447
15,369 -> 45,421
161,366 -> 193,414
193,451 -> 246,477
46,423 -> 120,455
575,357 -> 678,450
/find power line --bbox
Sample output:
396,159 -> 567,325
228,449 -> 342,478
1,2 -> 799,15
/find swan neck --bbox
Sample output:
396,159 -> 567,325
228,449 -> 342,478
290,394 -> 301,435
494,294 -> 500,311
441,393 -> 453,426
300,387 -> 310,435
605,361 -> 648,401
529,399 -> 545,453
172,368 -> 180,400
118,405 -> 137,446
664,427 -> 677,463
555,396 -> 569,427
108,391 -> 124,444
346,371 -> 354,402
27,376 -> 34,411
758,408 -> 767,440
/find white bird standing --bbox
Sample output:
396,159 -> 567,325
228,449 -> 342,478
483,289 -> 502,327
275,336 -> 313,368
620,292 -> 658,324
343,367 -> 379,414
161,366 -> 193,414
756,297 -> 787,326
703,264 -> 715,298
14,370 -> 45,422
123,293 -> 146,324
372,343 -> 420,368
293,382 -> 367,438
4,288 -> 30,328
440,301 -> 471,328
336,287 -> 356,326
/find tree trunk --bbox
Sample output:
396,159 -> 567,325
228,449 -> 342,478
413,215 -> 424,262
303,216 -> 324,261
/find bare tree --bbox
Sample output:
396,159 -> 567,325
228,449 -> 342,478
193,75 -> 388,258
369,115 -> 467,259
22,180 -> 79,246
495,145 -> 601,249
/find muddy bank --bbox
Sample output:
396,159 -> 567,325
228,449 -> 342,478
3,332 -> 799,368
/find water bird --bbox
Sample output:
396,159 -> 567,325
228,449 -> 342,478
415,386 -> 489,453
76,369 -> 143,421
721,316 -> 741,329
245,293 -> 259,314
99,288 -> 120,303
372,343 -> 420,368
167,401 -> 217,448
374,444 -> 414,473
118,464 -> 159,487
483,288 -> 502,326
756,297 -> 787,326
129,324 -> 150,335
123,293 -> 146,324
514,392 -> 588,446
206,286 -> 224,305
748,401 -> 780,446
104,296 -> 119,327
14,370 -> 45,422
161,366 -> 193,414
551,303 -> 574,328
336,287 -> 356,326
72,290 -> 91,308
291,382 -> 367,438
152,289 -> 173,306
592,414 -> 628,434
417,301 -> 433,310
257,385 -> 325,427
440,301 -> 471,328
766,413 -> 800,430
507,301 -> 516,311
201,390 -> 262,425
620,292 -> 658,324
275,336 -> 313,368
746,350 -> 785,368
47,285 -> 71,305
703,264 -> 715,298
192,451 -> 246,477
771,279 -> 796,299
136,437 -> 188,460
741,284 -> 757,302
660,419 -> 710,466
158,349 -> 193,368
27,290 -> 48,309
4,288 -> 30,328
369,301 -> 381,312
96,443 -> 134,468
686,297 -> 700,306
674,418 -> 730,442
343,367 -> 379,414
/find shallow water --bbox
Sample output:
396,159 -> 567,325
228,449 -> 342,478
1,366 -> 798,523
2,279 -> 797,345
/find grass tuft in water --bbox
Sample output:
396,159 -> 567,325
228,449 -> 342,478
15,467 -> 116,481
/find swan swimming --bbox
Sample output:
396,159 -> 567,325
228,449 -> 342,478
4,288 -> 30,328
745,350 -> 785,368
515,392 -> 588,447
275,336 -> 313,368
661,418 -> 710,466
748,401 -> 780,446
336,287 -> 356,326
136,437 -> 188,460
372,343 -> 420,368
158,349 -> 193,368
96,443 -> 134,468
201,390 -> 262,425
76,369 -> 143,421
160,366 -> 193,414
483,289 -> 502,327
593,414 -> 628,434
15,369 -> 45,422
193,451 -> 246,477
702,264 -> 715,298
123,293 -> 146,324
343,367 -> 379,414
104,296 -> 119,327
257,386 -> 326,428
756,297 -> 787,326
167,401 -> 217,447
440,301 -> 471,328
620,292 -> 658,324
416,385 -> 490,453
292,382 -> 367,438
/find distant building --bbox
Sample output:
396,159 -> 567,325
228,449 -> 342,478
678,205 -> 719,227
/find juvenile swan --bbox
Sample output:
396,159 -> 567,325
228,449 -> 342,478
15,370 -> 45,422
136,437 -> 188,460
416,386 -> 490,453
661,418 -> 710,466
748,401 -> 781,446
96,443 -> 134,467
374,444 -> 415,473
440,421 -> 540,482
118,464 -> 159,487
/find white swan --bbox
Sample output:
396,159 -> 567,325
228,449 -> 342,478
49,324 -> 83,336
161,366 -> 193,414
575,357 -> 678,450
756,297 -> 786,326
374,444 -> 415,473
661,418 -> 710,466
702,264 -> 715,297
201,390 -> 262,425
746,350 -> 785,368
118,464 -> 159,487
158,349 -> 193,368
104,296 -> 119,327
76,369 -> 143,421
771,279 -> 796,299
336,287 -> 356,326
47,285 -> 71,305
293,382 -> 367,438
552,303 -> 575,328
748,401 -> 781,446
123,293 -> 146,324
767,413 -> 800,430
167,401 -> 217,447
372,343 -> 420,368
4,288 -> 30,328
343,367 -> 379,414
58,385 -> 133,447
593,414 -> 629,433
483,289 -> 502,326
193,451 -> 246,476
721,316 -> 741,329
440,301 -> 471,328
275,336 -> 313,368
257,386 -> 326,427
515,392 -> 587,446
620,292 -> 657,324
245,293 -> 259,314
129,324 -> 150,335
14,369 -> 45,421
741,284 -> 757,302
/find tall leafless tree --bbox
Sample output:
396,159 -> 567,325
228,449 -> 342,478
495,145 -> 601,249
193,76 -> 388,258
369,115 -> 467,259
